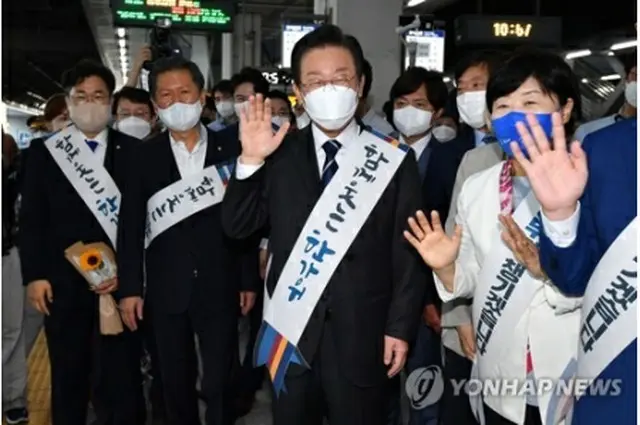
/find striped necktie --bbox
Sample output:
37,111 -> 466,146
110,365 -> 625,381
85,140 -> 99,152
321,140 -> 341,188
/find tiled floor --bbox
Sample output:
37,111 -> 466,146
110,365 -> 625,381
20,313 -> 408,425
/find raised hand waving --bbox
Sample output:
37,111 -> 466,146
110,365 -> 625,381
239,94 -> 291,165
403,210 -> 462,271
512,112 -> 588,221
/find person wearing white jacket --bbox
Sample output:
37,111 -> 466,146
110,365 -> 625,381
404,49 -> 584,425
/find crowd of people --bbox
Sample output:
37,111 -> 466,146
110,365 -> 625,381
1,22 -> 637,425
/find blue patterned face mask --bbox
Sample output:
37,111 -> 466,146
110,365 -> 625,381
491,111 -> 553,158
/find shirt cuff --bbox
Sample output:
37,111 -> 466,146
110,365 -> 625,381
235,159 -> 264,180
540,202 -> 581,248
260,238 -> 269,250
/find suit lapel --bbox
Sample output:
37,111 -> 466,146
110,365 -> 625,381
203,129 -> 224,168
104,129 -> 117,177
417,145 -> 432,181
293,126 -> 323,199
163,132 -> 182,184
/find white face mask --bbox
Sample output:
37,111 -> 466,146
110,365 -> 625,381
216,100 -> 235,119
303,85 -> 358,131
431,125 -> 457,142
625,81 -> 637,108
234,101 -> 249,118
116,116 -> 152,139
157,101 -> 203,132
271,116 -> 290,129
296,112 -> 311,129
457,90 -> 487,129
393,106 -> 433,137
68,102 -> 112,134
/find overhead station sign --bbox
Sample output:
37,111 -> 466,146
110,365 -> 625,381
112,0 -> 235,31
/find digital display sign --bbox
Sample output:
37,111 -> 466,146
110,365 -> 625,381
112,0 -> 235,31
403,30 -> 446,72
281,24 -> 319,68
455,15 -> 562,46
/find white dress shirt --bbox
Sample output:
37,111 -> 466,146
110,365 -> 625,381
169,124 -> 208,178
540,203 -> 581,247
400,134 -> 431,159
236,119 -> 360,180
362,108 -> 395,136
84,128 -> 109,164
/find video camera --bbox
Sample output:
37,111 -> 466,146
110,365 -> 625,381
143,18 -> 183,71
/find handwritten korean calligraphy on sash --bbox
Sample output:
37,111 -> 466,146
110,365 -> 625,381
44,126 -> 121,247
576,217 -> 637,394
145,161 -> 233,248
473,195 -> 542,358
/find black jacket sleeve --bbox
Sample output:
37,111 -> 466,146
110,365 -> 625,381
18,140 -> 50,285
385,152 -> 428,342
421,144 -> 464,309
116,143 -> 147,299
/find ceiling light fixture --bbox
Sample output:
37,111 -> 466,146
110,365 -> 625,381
600,74 -> 621,81
610,40 -> 638,51
406,0 -> 426,7
565,49 -> 592,60
116,28 -> 127,38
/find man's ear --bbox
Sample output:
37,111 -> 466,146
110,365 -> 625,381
293,83 -> 303,107
358,75 -> 366,99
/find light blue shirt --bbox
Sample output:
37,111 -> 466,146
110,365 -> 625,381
574,115 -> 617,142
474,129 -> 489,147
207,118 -> 227,132
512,176 -> 531,210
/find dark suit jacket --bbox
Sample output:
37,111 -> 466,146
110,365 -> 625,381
117,128 -> 260,316
19,128 -> 139,307
421,125 -> 476,309
221,124 -> 427,386
539,119 -> 637,425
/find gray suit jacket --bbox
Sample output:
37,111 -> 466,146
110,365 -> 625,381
441,143 -> 503,356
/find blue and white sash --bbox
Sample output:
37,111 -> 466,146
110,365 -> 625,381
144,161 -> 234,248
255,128 -> 409,394
576,217 -> 637,395
45,126 -> 120,247
546,217 -> 637,423
470,191 -> 544,424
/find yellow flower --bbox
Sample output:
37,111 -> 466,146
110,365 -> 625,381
79,249 -> 103,272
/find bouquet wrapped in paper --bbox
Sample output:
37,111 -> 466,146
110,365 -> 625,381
65,242 -> 123,335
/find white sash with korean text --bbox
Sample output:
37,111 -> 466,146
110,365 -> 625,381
576,216 -> 637,396
470,191 -> 543,424
145,164 -> 229,248
265,129 -> 407,348
44,126 -> 120,247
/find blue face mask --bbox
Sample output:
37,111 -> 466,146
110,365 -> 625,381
491,111 -> 554,158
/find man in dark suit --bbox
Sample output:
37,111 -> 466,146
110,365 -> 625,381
19,60 -> 143,425
419,50 -> 503,425
532,118 -> 637,425
387,66 -> 449,425
116,56 -> 259,425
221,25 -> 426,425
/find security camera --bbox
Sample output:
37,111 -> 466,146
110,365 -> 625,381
395,15 -> 421,35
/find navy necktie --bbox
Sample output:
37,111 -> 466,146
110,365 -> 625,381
85,140 -> 99,152
321,140 -> 341,188
482,135 -> 498,145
